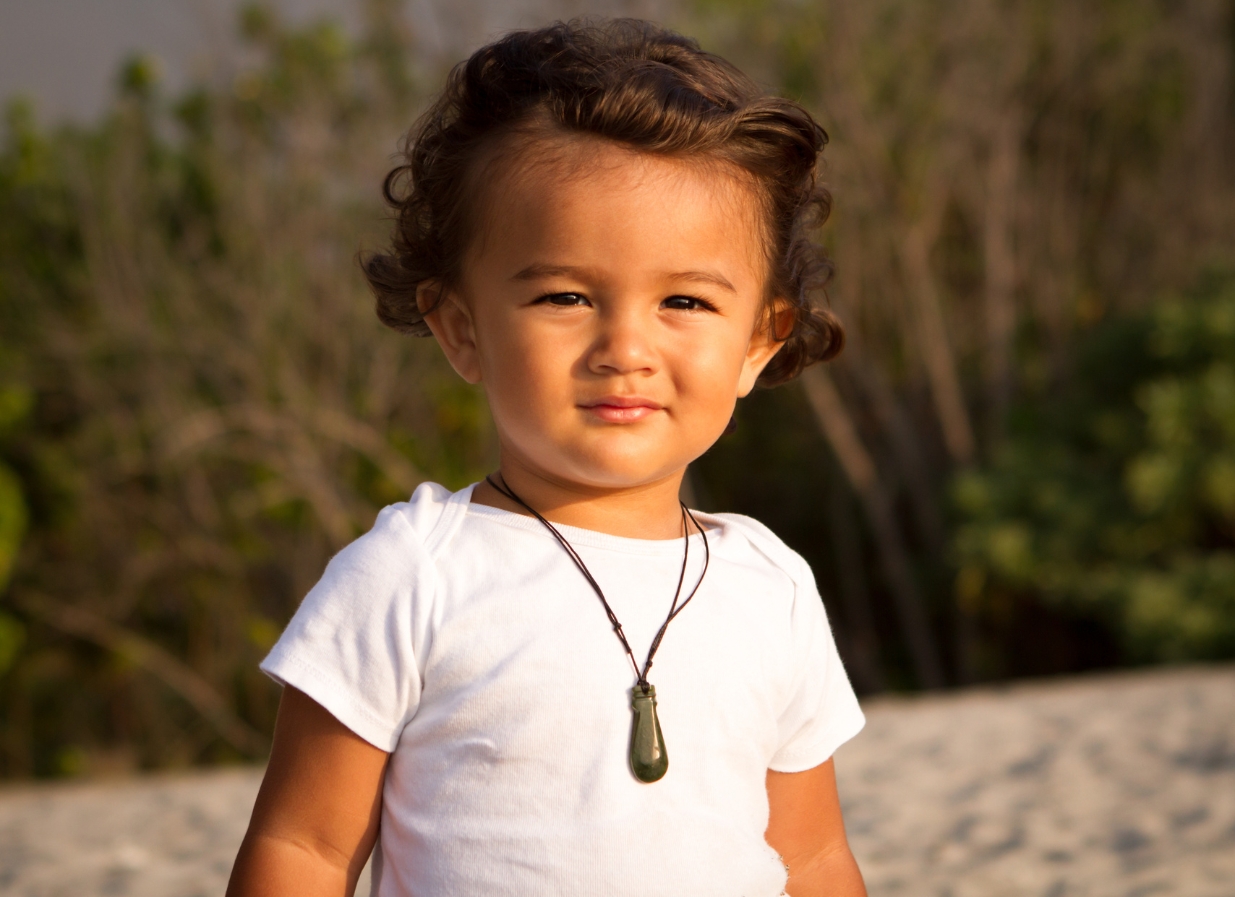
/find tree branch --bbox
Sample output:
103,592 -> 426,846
14,590 -> 270,758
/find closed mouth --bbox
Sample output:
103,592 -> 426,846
579,396 -> 663,422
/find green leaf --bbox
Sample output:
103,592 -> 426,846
0,463 -> 27,593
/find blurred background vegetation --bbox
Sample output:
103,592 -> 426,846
0,0 -> 1232,778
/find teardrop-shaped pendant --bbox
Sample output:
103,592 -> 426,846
629,684 -> 668,783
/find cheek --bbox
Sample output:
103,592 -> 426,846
674,327 -> 755,402
482,327 -> 575,410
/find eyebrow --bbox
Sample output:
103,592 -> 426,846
512,263 -> 737,293
511,263 -> 593,282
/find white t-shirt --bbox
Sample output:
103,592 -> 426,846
262,482 -> 864,897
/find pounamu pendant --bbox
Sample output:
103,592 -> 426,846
629,684 -> 668,783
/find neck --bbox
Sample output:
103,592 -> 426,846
472,456 -> 693,540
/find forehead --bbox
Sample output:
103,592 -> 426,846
465,133 -> 770,287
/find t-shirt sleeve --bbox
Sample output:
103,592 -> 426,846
260,504 -> 434,753
768,560 -> 865,773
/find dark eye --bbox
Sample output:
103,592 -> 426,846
662,295 -> 717,312
536,292 -> 590,307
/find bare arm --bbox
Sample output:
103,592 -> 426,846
765,758 -> 866,897
227,687 -> 390,897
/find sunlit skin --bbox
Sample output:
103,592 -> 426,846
429,138 -> 788,538
226,136 -> 866,897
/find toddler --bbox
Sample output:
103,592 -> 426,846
228,18 -> 866,897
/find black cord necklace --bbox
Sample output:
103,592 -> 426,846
485,474 -> 710,783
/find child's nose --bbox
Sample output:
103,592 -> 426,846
587,307 -> 657,375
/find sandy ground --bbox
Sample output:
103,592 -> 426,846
839,665 -> 1235,897
1,665 -> 1231,896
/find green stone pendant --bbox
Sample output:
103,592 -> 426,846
629,684 -> 668,783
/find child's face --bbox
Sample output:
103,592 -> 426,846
424,137 -> 786,494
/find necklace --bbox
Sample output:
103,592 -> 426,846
485,475 -> 710,783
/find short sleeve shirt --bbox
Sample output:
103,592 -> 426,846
262,482 -> 864,897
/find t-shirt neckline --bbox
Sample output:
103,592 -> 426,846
456,482 -> 719,557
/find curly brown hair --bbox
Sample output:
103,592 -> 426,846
362,18 -> 842,385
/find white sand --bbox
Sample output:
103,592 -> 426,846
1,665 -> 1231,896
840,665 -> 1235,896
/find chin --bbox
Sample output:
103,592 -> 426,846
513,429 -> 712,490
560,453 -> 692,491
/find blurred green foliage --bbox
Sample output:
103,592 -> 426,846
689,0 -> 1235,687
0,386 -> 31,679
0,0 -> 1232,778
954,270 -> 1235,662
0,4 -> 491,777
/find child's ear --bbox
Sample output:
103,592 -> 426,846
420,282 -> 483,384
736,301 -> 793,397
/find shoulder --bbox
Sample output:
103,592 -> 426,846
269,483 -> 464,654
706,511 -> 814,588
313,481 -> 465,600
261,484 -> 465,750
345,481 -> 462,555
368,481 -> 460,542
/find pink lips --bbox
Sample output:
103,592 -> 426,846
580,395 -> 663,423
